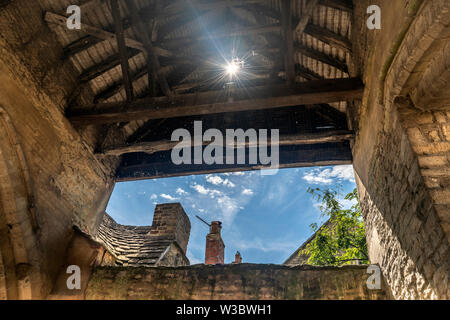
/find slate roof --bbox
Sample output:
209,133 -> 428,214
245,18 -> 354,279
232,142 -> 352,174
96,213 -> 188,267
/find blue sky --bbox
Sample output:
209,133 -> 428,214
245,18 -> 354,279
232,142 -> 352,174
106,165 -> 357,265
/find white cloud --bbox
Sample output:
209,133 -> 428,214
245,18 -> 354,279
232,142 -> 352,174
190,185 -> 247,225
206,175 -> 235,188
160,193 -> 179,201
206,175 -> 223,185
242,188 -> 254,196
302,165 -> 355,185
150,194 -> 158,200
191,184 -> 209,195
223,179 -> 236,188
176,188 -> 188,195
191,184 -> 223,198
303,171 -> 334,184
223,171 -> 246,176
217,195 -> 240,225
332,166 -> 356,182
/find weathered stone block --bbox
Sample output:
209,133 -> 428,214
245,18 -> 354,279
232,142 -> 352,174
418,155 -> 448,168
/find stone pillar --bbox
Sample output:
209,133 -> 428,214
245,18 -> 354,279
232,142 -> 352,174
205,221 -> 225,265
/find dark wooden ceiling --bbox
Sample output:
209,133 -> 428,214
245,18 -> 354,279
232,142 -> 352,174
42,0 -> 361,179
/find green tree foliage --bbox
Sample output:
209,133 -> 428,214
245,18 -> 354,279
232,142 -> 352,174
300,187 -> 369,266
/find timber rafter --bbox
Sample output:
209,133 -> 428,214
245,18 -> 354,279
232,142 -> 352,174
43,0 -> 359,178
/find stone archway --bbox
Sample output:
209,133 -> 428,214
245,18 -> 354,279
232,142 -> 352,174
0,106 -> 42,299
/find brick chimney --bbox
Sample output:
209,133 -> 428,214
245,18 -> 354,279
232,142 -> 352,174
232,251 -> 242,264
205,221 -> 225,265
149,203 -> 191,254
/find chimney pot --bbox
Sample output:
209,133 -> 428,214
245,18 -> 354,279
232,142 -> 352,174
210,221 -> 222,234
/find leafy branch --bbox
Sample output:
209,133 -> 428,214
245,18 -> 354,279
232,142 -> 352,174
299,187 -> 369,266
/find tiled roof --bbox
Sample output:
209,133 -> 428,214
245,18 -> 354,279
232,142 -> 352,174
96,213 -> 188,267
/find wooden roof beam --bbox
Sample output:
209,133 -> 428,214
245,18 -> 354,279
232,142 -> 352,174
238,3 -> 352,53
304,24 -> 352,53
115,142 -> 353,181
161,24 -> 282,47
99,130 -> 355,156
110,0 -> 134,101
295,43 -> 348,73
94,65 -> 173,103
160,0 -> 271,17
251,42 -> 348,73
126,0 -> 173,98
159,22 -> 351,55
319,0 -> 353,12
61,1 -> 266,58
242,0 -> 352,21
276,63 -> 324,81
282,0 -> 296,85
45,12 -> 171,57
79,49 -> 141,83
295,65 -> 324,81
67,78 -> 364,125
77,0 -> 271,25
295,0 -> 320,35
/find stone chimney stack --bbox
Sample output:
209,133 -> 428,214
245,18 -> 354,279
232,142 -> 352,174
205,221 -> 225,265
149,203 -> 191,254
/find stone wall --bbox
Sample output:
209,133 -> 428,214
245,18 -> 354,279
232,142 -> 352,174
0,250 -> 6,300
0,1 -> 117,298
397,99 -> 450,242
351,0 -> 449,299
49,231 -> 391,300
85,264 -> 391,300
356,106 -> 447,299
